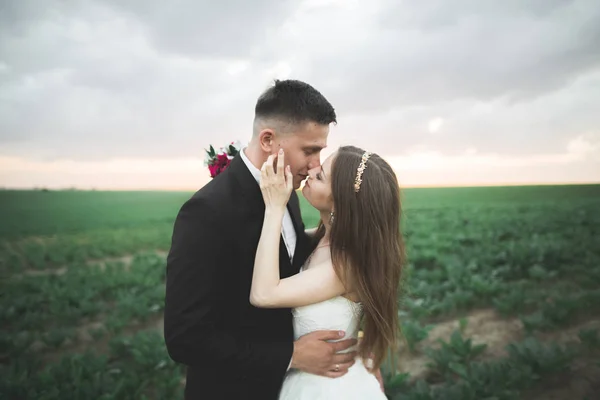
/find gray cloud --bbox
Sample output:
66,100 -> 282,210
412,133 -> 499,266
307,0 -> 600,113
0,0 -> 293,160
329,69 -> 600,157
0,0 -> 599,163
100,0 -> 297,58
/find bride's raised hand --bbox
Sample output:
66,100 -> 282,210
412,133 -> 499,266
260,148 -> 293,212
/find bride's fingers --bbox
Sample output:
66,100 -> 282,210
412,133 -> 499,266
285,165 -> 293,191
266,154 -> 276,178
261,153 -> 292,193
276,149 -> 285,179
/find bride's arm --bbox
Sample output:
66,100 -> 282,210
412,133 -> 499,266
250,151 -> 345,309
250,208 -> 345,308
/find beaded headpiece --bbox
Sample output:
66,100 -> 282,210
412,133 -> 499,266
354,151 -> 372,193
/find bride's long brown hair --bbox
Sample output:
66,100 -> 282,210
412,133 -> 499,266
314,145 -> 406,371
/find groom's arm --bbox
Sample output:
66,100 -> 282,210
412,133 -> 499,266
164,196 -> 292,378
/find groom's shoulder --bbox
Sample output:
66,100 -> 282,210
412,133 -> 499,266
195,170 -> 236,201
179,173 -> 236,217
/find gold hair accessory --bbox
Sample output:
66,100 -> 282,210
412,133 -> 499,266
354,151 -> 372,193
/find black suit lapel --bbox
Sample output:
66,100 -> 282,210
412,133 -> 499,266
230,155 -> 265,215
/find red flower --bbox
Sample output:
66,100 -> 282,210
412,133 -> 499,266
209,153 -> 232,177
208,164 -> 219,178
204,140 -> 241,178
216,153 -> 229,164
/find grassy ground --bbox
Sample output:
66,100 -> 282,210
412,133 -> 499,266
1,184 -> 599,399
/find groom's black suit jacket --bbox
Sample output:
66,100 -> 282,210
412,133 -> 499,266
164,154 -> 314,399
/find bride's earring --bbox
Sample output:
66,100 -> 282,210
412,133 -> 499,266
329,210 -> 335,225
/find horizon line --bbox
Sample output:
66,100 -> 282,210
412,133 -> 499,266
1,180 -> 599,192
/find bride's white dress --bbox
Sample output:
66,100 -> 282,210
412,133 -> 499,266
278,266 -> 387,399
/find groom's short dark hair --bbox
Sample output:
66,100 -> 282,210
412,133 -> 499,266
254,79 -> 337,131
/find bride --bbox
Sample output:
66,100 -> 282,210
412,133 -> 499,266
250,145 -> 406,399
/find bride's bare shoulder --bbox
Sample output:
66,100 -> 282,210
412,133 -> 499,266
303,258 -> 360,302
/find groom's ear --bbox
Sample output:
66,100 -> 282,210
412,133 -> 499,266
258,129 -> 275,153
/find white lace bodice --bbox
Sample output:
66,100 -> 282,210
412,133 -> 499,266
292,265 -> 364,349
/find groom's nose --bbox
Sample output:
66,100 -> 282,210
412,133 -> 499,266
308,157 -> 321,170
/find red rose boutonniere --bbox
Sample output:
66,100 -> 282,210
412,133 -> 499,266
204,141 -> 242,178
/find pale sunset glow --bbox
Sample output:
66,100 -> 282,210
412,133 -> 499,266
1,1 -> 599,190
2,131 -> 597,190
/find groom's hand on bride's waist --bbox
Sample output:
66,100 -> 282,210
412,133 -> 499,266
290,330 -> 358,378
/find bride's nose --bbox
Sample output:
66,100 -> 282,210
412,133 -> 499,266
308,166 -> 320,177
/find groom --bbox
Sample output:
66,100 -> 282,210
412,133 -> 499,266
164,79 -> 358,399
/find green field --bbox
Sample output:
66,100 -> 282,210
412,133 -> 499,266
1,185 -> 599,399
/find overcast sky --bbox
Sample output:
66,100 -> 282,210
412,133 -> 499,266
1,0 -> 599,189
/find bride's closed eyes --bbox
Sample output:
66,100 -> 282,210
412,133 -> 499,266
316,167 -> 325,181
